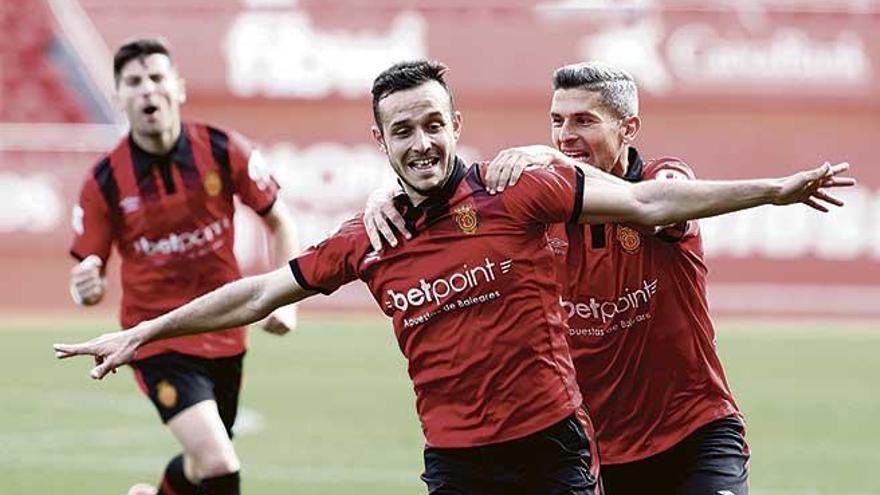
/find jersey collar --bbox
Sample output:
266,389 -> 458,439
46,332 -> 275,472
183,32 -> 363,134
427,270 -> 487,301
623,147 -> 644,183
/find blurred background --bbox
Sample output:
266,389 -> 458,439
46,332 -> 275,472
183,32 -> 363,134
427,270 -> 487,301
0,0 -> 878,494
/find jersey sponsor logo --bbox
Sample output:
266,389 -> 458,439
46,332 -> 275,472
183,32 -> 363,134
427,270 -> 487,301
203,170 -> 223,197
562,278 -> 658,325
453,204 -> 479,235
156,380 -> 178,409
385,257 -> 512,312
616,226 -> 641,253
133,217 -> 232,256
119,196 -> 142,214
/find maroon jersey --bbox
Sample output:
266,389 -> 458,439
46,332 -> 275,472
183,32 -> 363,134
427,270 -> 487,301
70,122 -> 279,360
290,159 -> 583,448
553,148 -> 740,464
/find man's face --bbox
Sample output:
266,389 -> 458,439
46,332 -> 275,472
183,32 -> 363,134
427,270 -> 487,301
372,81 -> 462,199
550,88 -> 633,176
116,54 -> 185,138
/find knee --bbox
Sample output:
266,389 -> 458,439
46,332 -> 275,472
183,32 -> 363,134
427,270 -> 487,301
188,449 -> 240,480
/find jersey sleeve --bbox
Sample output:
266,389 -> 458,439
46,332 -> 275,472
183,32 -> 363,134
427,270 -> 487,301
69,173 -> 113,263
495,163 -> 585,225
288,216 -> 369,295
226,130 -> 280,216
643,158 -> 700,241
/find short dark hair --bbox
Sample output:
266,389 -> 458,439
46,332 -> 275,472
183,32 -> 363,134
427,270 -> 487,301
371,60 -> 454,129
552,62 -> 639,118
113,38 -> 172,84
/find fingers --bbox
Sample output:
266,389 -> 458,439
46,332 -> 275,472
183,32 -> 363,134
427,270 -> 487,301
485,152 -> 507,194
802,198 -> 829,212
812,190 -> 844,207
508,160 -> 528,187
364,215 -> 383,252
383,204 -> 411,241
91,357 -> 118,380
53,343 -> 87,359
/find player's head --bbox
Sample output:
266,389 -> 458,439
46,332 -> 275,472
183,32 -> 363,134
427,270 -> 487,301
371,60 -> 462,201
113,38 -> 186,140
550,62 -> 641,175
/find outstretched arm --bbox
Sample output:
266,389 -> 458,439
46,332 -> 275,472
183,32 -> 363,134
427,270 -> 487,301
579,161 -> 853,225
486,145 -> 854,225
54,266 -> 314,379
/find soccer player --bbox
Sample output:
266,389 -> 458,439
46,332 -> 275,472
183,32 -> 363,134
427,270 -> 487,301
67,39 -> 298,495
56,60 -> 852,495
363,61 -> 841,495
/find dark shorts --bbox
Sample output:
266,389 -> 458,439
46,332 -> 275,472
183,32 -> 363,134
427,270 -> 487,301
421,413 -> 600,495
130,352 -> 245,437
601,415 -> 750,495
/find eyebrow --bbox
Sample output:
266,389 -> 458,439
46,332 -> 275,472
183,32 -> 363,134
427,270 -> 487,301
389,111 -> 445,129
550,111 -> 600,119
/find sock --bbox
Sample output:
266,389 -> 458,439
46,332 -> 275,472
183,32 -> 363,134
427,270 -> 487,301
201,471 -> 240,495
157,454 -> 200,495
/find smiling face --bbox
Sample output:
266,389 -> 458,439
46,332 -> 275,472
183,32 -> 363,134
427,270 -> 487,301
116,53 -> 185,142
550,88 -> 639,176
372,80 -> 462,203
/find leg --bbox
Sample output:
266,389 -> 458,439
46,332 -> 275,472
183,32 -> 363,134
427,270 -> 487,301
131,353 -> 242,495
673,415 -> 750,495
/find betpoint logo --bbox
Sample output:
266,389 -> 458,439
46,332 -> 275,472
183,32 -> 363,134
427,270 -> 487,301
134,218 -> 232,256
385,257 -> 512,312
562,279 -> 658,324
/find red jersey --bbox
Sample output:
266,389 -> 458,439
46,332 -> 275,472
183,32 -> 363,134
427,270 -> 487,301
553,148 -> 740,464
70,122 -> 279,360
290,158 -> 583,448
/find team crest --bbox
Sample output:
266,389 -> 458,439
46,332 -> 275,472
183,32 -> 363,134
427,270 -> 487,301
453,204 -> 479,235
203,170 -> 223,197
616,226 -> 641,254
156,380 -> 178,409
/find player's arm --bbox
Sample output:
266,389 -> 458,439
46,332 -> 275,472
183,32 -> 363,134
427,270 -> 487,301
55,266 -> 315,379
69,173 -> 114,306
258,201 -> 301,334
488,145 -> 854,225
578,161 -> 853,225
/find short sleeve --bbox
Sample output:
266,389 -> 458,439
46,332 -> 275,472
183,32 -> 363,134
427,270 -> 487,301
288,216 -> 368,295
69,173 -> 113,262
495,163 -> 585,225
643,158 -> 700,241
227,130 -> 280,216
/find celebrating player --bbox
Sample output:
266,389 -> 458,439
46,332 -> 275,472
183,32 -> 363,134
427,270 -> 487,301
57,60 -> 852,495
363,61 -> 850,495
67,39 -> 298,495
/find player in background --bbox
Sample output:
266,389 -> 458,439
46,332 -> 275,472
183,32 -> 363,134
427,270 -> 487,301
57,60 -> 853,495
67,39 -> 298,495
362,61 -> 850,495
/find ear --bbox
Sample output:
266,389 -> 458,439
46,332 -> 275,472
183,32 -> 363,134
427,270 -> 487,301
371,126 -> 387,154
452,111 -> 463,141
621,115 -> 640,144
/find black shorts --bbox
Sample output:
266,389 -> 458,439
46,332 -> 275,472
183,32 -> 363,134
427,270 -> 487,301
601,415 -> 749,495
421,413 -> 600,495
131,351 -> 245,437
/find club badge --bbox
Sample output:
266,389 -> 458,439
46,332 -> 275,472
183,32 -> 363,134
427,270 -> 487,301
617,226 -> 641,254
453,204 -> 479,235
156,380 -> 178,409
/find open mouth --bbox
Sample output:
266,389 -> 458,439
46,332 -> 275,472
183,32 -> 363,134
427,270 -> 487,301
143,105 -> 159,116
408,156 -> 440,171
561,150 -> 590,163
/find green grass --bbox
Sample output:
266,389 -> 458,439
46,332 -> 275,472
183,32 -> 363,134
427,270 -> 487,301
0,316 -> 877,494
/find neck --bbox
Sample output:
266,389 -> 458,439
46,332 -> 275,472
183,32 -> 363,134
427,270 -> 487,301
611,145 -> 631,178
132,121 -> 181,155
